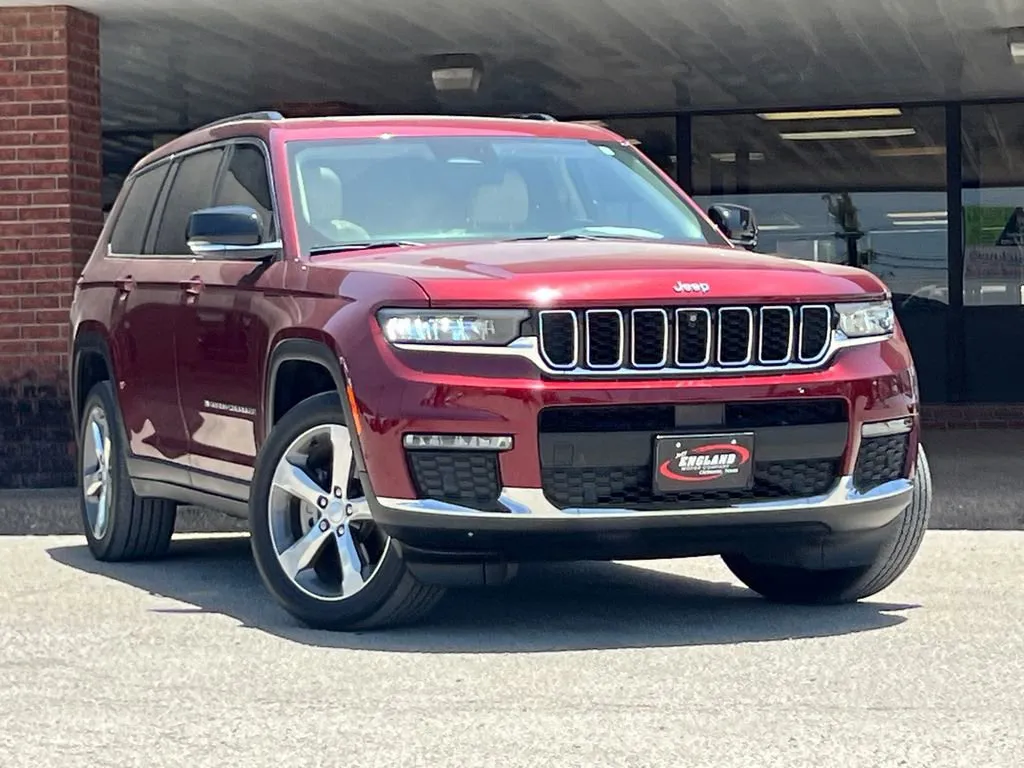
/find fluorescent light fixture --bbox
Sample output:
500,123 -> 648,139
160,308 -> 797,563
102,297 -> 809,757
780,127 -> 917,141
709,152 -> 766,162
1009,28 -> 1024,64
758,223 -> 802,231
758,107 -> 903,121
871,146 -> 946,157
887,211 -> 947,219
891,219 -> 948,227
428,53 -> 483,93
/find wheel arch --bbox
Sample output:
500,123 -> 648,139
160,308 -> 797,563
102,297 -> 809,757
71,329 -> 119,433
264,336 -> 366,472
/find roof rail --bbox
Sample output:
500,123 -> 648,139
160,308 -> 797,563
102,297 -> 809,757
194,110 -> 285,132
503,112 -> 559,122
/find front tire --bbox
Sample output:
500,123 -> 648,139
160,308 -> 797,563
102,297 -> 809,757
723,444 -> 932,605
77,381 -> 177,561
248,391 -> 445,631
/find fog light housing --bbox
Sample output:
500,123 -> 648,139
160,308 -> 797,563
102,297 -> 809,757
860,417 -> 913,438
403,434 -> 513,451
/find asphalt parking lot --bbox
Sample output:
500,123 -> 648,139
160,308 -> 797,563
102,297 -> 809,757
0,530 -> 1021,767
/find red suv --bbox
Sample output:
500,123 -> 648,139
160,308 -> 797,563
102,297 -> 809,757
70,111 -> 931,630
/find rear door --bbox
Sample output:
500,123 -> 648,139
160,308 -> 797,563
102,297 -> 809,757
105,160 -> 194,472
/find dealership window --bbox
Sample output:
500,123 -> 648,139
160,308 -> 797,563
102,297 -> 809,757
961,102 -> 1024,401
690,107 -> 949,402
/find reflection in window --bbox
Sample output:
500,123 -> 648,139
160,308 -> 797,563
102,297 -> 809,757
691,107 -> 948,401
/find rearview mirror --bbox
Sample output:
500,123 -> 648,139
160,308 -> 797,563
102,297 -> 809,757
707,203 -> 759,251
186,205 -> 281,260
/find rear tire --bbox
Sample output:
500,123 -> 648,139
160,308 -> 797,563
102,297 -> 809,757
723,444 -> 932,605
78,381 -> 177,562
248,391 -> 445,631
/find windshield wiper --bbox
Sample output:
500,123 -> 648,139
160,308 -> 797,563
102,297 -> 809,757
309,240 -> 424,255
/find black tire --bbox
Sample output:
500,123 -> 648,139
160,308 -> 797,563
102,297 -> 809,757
248,391 -> 445,631
723,444 -> 933,605
78,380 -> 177,561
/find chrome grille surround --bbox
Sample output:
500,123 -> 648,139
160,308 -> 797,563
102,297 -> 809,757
537,303 -> 836,375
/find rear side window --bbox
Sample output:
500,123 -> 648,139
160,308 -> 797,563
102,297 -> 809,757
108,164 -> 168,255
214,144 -> 275,239
153,147 -> 226,255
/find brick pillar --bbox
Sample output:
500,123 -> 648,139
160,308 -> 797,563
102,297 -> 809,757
0,5 -> 101,489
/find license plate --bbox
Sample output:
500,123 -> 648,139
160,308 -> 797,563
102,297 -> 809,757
653,432 -> 755,493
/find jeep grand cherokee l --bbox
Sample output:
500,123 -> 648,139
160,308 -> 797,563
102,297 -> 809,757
69,111 -> 931,630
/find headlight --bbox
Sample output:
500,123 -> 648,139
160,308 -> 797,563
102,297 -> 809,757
835,300 -> 895,338
377,308 -> 529,345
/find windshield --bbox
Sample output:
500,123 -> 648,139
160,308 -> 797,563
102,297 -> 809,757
284,135 -> 728,253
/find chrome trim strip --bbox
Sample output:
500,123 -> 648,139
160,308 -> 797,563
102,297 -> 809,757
584,308 -> 625,369
758,306 -> 794,365
630,308 -> 669,368
377,475 -> 914,521
673,308 -> 712,367
392,333 -> 890,377
798,305 -> 832,363
861,417 -> 914,438
538,309 -> 578,369
717,306 -> 754,367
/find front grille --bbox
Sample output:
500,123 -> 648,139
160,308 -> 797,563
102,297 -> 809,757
853,434 -> 909,492
537,304 -> 832,373
542,459 -> 840,509
407,451 -> 503,511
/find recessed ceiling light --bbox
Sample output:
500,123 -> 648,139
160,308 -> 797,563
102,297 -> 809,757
780,127 -> 917,141
757,108 -> 902,121
887,211 -> 947,219
709,152 -> 766,162
871,146 -> 946,157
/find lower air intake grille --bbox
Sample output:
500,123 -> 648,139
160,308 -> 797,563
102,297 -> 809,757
853,434 -> 909,493
407,451 -> 504,511
542,459 -> 840,510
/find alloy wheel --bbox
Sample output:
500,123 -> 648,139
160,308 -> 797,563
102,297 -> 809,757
267,423 -> 387,601
81,405 -> 113,540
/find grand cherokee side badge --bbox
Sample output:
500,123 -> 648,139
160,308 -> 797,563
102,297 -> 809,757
673,281 -> 710,294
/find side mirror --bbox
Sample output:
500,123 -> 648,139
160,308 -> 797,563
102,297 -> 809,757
186,205 -> 281,260
707,203 -> 759,251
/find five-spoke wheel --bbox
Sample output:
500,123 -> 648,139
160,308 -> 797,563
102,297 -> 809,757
249,391 -> 444,630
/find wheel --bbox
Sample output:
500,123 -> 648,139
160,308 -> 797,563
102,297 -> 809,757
78,380 -> 177,561
248,391 -> 445,631
722,444 -> 933,605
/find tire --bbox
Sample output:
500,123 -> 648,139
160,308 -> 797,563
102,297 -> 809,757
722,444 -> 933,605
248,391 -> 444,631
78,380 -> 177,561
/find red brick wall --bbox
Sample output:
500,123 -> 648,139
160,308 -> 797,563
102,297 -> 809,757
0,5 -> 101,488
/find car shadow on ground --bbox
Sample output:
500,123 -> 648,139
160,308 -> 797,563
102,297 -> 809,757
46,534 -> 918,653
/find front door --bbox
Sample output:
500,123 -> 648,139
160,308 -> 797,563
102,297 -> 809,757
172,141 -> 286,495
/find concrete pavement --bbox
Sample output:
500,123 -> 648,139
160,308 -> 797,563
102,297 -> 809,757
0,531 -> 1021,767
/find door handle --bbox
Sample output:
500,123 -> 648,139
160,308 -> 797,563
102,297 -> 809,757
114,275 -> 135,294
180,276 -> 203,296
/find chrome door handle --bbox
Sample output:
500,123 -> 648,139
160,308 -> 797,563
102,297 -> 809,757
114,275 -> 135,293
181,276 -> 203,296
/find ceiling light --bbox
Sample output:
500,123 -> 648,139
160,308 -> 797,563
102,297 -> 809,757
428,53 -> 483,93
871,146 -> 946,157
758,224 -> 802,231
710,152 -> 766,162
887,211 -> 947,219
780,127 -> 917,141
757,107 -> 903,121
1009,28 -> 1024,65
891,220 -> 948,227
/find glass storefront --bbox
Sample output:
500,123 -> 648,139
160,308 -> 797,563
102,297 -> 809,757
962,103 -> 1024,401
689,107 -> 950,402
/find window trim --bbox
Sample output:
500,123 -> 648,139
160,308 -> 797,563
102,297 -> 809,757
106,136 -> 282,263
104,162 -> 171,258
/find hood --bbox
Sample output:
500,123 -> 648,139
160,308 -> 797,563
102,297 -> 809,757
314,239 -> 888,305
